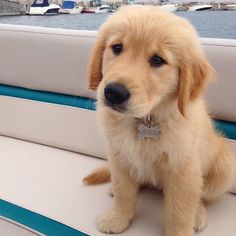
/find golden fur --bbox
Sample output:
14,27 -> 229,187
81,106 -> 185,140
84,5 -> 235,236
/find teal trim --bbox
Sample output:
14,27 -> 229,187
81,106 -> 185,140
0,199 -> 89,236
214,120 -> 236,140
1,84 -> 235,140
0,84 -> 96,111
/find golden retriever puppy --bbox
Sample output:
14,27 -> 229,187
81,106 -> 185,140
84,5 -> 235,236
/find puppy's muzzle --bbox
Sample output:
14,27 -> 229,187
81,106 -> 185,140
104,83 -> 130,106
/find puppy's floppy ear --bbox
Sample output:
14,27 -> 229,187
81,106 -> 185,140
178,52 -> 213,116
87,36 -> 106,90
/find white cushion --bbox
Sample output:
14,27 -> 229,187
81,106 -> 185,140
203,38 -> 236,122
0,96 -> 106,159
0,135 -> 236,236
0,24 -> 96,98
0,25 -> 236,122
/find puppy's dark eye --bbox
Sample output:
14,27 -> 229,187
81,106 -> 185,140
149,54 -> 166,67
112,44 -> 123,55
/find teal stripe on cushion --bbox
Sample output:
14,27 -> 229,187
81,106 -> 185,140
0,84 -> 96,111
1,84 -> 235,140
214,120 -> 236,140
0,199 -> 89,236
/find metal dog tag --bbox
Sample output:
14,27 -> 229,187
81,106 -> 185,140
138,124 -> 161,140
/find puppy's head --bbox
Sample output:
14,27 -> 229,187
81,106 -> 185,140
88,5 -> 212,117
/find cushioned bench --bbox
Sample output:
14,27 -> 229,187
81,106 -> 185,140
0,135 -> 236,236
0,84 -> 235,140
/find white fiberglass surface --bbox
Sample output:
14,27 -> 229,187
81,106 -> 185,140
0,135 -> 236,236
0,217 -> 42,236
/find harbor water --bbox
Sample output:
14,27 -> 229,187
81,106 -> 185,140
0,10 -> 235,39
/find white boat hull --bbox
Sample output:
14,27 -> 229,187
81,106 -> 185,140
95,5 -> 110,14
70,6 -> 83,14
158,4 -> 178,12
189,4 -> 213,11
95,9 -> 109,13
224,4 -> 236,10
59,6 -> 83,14
29,4 -> 60,15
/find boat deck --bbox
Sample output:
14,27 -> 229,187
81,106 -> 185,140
0,218 -> 40,236
0,135 -> 235,236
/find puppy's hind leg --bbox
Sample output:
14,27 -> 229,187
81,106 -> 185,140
202,141 -> 235,204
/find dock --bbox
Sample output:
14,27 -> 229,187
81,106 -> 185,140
0,0 -> 22,16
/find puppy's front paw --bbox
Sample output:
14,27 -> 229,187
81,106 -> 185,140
194,204 -> 207,232
97,208 -> 132,234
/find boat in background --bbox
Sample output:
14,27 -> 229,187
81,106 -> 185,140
29,0 -> 60,15
59,0 -> 83,14
223,4 -> 236,10
157,0 -> 177,12
158,3 -> 177,12
81,8 -> 95,13
188,4 -> 213,11
95,5 -> 110,13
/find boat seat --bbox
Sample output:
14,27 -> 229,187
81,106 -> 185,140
0,135 -> 236,236
0,25 -> 236,122
0,24 -> 97,99
0,25 -> 236,144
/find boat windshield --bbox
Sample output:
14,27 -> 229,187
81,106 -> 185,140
63,1 -> 75,9
31,0 -> 49,7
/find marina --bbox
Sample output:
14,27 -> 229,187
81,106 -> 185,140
0,0 -> 236,34
1,0 -> 236,17
0,9 -> 235,39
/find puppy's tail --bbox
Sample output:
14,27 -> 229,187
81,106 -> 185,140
83,165 -> 111,185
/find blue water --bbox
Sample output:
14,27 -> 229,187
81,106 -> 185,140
0,10 -> 235,39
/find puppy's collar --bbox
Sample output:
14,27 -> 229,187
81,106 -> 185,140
135,114 -> 161,140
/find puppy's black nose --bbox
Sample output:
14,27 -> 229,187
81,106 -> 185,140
104,83 -> 130,105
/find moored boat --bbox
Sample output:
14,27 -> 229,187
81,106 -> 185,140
223,4 -> 236,10
81,8 -> 95,13
158,3 -> 178,12
59,0 -> 83,14
29,0 -> 60,15
188,4 -> 213,11
95,5 -> 110,13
